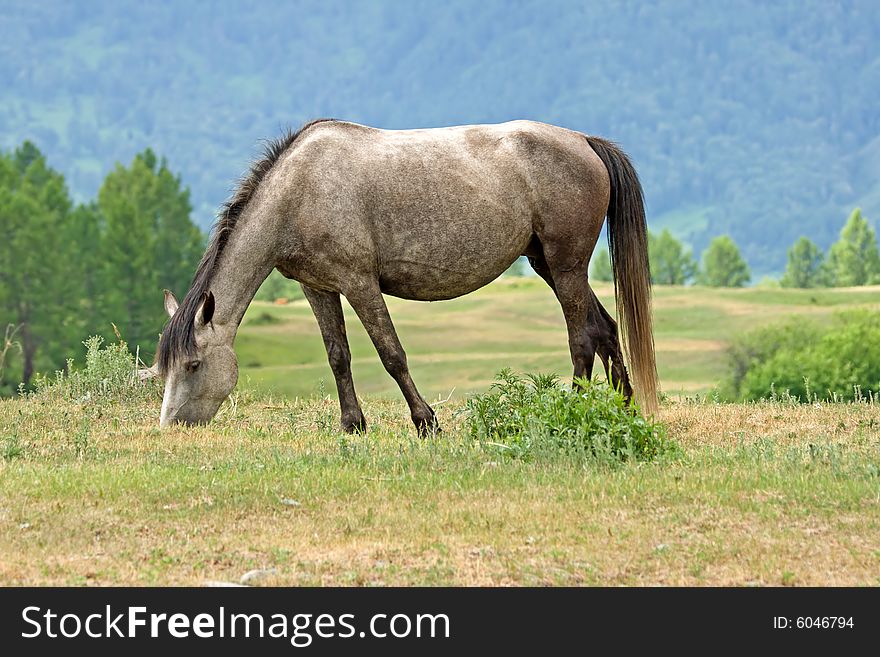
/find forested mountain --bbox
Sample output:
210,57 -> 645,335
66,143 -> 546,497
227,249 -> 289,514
2,0 -> 879,274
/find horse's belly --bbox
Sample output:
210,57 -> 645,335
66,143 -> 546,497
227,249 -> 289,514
378,223 -> 532,301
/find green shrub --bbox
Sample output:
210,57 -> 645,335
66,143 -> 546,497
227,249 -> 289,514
32,335 -> 157,403
464,370 -> 674,463
723,310 -> 880,402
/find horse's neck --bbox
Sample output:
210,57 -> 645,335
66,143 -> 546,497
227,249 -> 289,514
210,220 -> 275,336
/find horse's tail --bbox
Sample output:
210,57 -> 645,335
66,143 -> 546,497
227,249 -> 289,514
585,136 -> 658,414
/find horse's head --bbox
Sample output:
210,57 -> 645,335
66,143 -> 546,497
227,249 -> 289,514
158,289 -> 238,427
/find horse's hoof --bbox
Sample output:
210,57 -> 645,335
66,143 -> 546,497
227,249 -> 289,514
414,414 -> 441,438
341,414 -> 367,434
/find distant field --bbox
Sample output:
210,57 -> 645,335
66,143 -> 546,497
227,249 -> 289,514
237,279 -> 880,400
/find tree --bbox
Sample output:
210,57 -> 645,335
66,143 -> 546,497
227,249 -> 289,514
826,208 -> 880,287
98,149 -> 203,352
0,142 -> 83,390
67,202 -> 104,333
698,235 -> 750,287
780,236 -> 826,288
590,247 -> 612,282
649,229 -> 697,285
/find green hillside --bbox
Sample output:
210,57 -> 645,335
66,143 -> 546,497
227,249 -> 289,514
236,279 -> 880,400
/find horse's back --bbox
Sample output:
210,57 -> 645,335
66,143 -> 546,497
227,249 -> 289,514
285,120 -> 608,300
297,119 -> 602,194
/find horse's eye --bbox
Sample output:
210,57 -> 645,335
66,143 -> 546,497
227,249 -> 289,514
186,360 -> 201,373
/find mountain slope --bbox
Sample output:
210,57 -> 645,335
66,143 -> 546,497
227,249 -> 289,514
2,0 -> 879,274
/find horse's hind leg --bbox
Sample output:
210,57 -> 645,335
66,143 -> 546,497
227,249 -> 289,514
344,284 -> 438,436
532,251 -> 633,398
531,251 -> 598,383
588,287 -> 634,401
546,263 -> 599,385
302,285 -> 367,433
527,254 -> 557,294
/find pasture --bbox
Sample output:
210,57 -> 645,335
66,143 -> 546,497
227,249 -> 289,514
1,281 -> 879,586
237,279 -> 880,398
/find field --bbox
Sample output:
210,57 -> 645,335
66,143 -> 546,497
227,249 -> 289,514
237,279 -> 880,398
1,281 -> 879,586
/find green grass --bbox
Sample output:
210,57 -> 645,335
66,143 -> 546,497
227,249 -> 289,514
1,393 -> 878,586
2,282 -> 880,586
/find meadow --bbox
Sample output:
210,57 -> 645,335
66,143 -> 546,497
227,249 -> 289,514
237,279 -> 880,398
1,280 -> 879,586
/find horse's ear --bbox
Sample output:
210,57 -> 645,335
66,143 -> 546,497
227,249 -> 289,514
163,289 -> 179,318
199,291 -> 215,325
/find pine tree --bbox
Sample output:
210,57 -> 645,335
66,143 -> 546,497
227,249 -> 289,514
98,150 -> 204,352
66,202 -> 104,334
0,142 -> 82,389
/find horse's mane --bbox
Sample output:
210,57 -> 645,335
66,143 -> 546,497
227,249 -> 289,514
156,118 -> 334,374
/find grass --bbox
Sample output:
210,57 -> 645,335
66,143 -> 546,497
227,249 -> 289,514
0,390 -> 878,586
237,279 -> 880,399
2,281 -> 879,586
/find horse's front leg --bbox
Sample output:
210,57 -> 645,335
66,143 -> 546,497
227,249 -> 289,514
302,284 -> 367,433
344,283 -> 439,436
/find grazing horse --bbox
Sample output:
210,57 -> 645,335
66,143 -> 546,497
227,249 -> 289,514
156,119 -> 658,432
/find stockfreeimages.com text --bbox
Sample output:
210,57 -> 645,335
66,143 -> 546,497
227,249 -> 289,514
21,605 -> 450,647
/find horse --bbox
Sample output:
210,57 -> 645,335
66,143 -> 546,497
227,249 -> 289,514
156,119 -> 658,433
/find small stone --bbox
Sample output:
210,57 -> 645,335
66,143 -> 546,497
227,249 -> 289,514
240,568 -> 279,585
18,522 -> 31,530
279,498 -> 301,507
203,580 -> 247,587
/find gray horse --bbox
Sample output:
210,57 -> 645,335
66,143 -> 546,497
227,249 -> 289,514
156,119 -> 658,432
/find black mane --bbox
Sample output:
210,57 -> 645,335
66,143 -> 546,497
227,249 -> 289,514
156,118 -> 334,374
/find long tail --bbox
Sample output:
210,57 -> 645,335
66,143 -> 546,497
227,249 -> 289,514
585,136 -> 659,414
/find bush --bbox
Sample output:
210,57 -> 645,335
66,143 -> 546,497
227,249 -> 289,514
32,335 -> 157,403
464,370 -> 673,463
722,310 -> 880,402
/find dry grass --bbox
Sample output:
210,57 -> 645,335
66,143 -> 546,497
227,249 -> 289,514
1,393 -> 878,586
